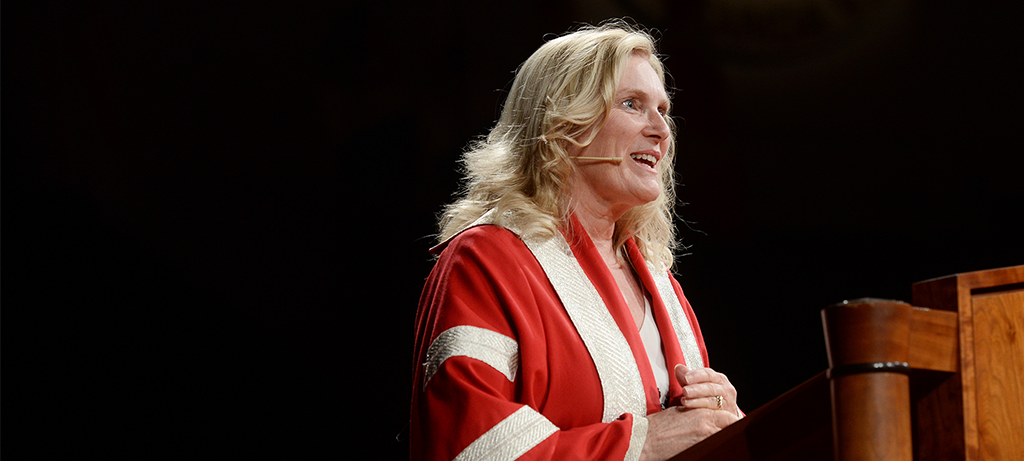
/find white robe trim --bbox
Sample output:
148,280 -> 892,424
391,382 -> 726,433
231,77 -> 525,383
453,406 -> 559,461
423,325 -> 519,390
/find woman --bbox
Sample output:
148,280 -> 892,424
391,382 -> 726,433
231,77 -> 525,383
411,22 -> 741,461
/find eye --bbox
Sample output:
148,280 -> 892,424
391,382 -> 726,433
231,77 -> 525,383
621,98 -> 638,110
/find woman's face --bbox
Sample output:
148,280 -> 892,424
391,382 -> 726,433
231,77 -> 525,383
568,53 -> 672,219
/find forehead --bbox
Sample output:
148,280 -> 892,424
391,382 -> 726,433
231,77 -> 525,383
616,54 -> 669,104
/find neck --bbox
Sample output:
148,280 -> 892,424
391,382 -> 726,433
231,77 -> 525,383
566,176 -> 638,267
571,201 -> 625,268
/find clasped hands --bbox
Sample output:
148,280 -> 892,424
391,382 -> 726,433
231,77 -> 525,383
640,364 -> 741,461
674,364 -> 740,417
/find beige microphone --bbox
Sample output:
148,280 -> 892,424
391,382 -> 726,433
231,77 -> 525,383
572,157 -> 623,164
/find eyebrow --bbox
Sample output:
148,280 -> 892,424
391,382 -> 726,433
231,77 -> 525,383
618,87 -> 671,111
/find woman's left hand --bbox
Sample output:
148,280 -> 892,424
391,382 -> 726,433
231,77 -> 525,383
675,364 -> 741,417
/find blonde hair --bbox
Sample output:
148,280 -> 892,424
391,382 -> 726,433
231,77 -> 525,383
438,21 -> 679,268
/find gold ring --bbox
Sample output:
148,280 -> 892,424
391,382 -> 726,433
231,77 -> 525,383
714,395 -> 723,410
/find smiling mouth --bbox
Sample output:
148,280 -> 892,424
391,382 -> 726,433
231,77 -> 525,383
629,153 -> 658,168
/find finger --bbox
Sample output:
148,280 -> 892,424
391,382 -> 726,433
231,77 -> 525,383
681,394 -> 726,410
673,364 -> 689,385
680,382 -> 723,399
681,367 -> 726,386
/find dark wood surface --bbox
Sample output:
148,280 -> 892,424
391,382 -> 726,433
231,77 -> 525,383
670,372 -> 833,461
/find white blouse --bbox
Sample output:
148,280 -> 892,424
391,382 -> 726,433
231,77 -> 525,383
638,296 -> 670,406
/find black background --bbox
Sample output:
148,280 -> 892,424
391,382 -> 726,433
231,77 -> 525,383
4,1 -> 1021,459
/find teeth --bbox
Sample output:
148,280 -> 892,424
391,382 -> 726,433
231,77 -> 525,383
630,153 -> 657,167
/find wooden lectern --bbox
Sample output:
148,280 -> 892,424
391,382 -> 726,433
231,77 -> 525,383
671,265 -> 1023,461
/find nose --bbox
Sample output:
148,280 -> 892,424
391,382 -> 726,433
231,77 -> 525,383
645,110 -> 671,141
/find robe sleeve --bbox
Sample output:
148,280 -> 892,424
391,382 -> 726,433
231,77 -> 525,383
411,226 -> 648,461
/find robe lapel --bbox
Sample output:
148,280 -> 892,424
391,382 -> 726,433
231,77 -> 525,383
522,232 -> 649,423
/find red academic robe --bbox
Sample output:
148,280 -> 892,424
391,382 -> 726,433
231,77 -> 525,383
411,216 -> 709,461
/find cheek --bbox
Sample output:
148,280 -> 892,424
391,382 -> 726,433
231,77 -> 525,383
597,120 -> 635,151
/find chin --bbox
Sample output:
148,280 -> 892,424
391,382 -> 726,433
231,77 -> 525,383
633,186 -> 662,205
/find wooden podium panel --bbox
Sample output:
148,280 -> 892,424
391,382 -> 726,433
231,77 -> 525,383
971,289 -> 1024,460
913,265 -> 1024,461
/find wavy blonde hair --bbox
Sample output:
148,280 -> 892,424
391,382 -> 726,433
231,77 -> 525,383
438,21 -> 679,268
